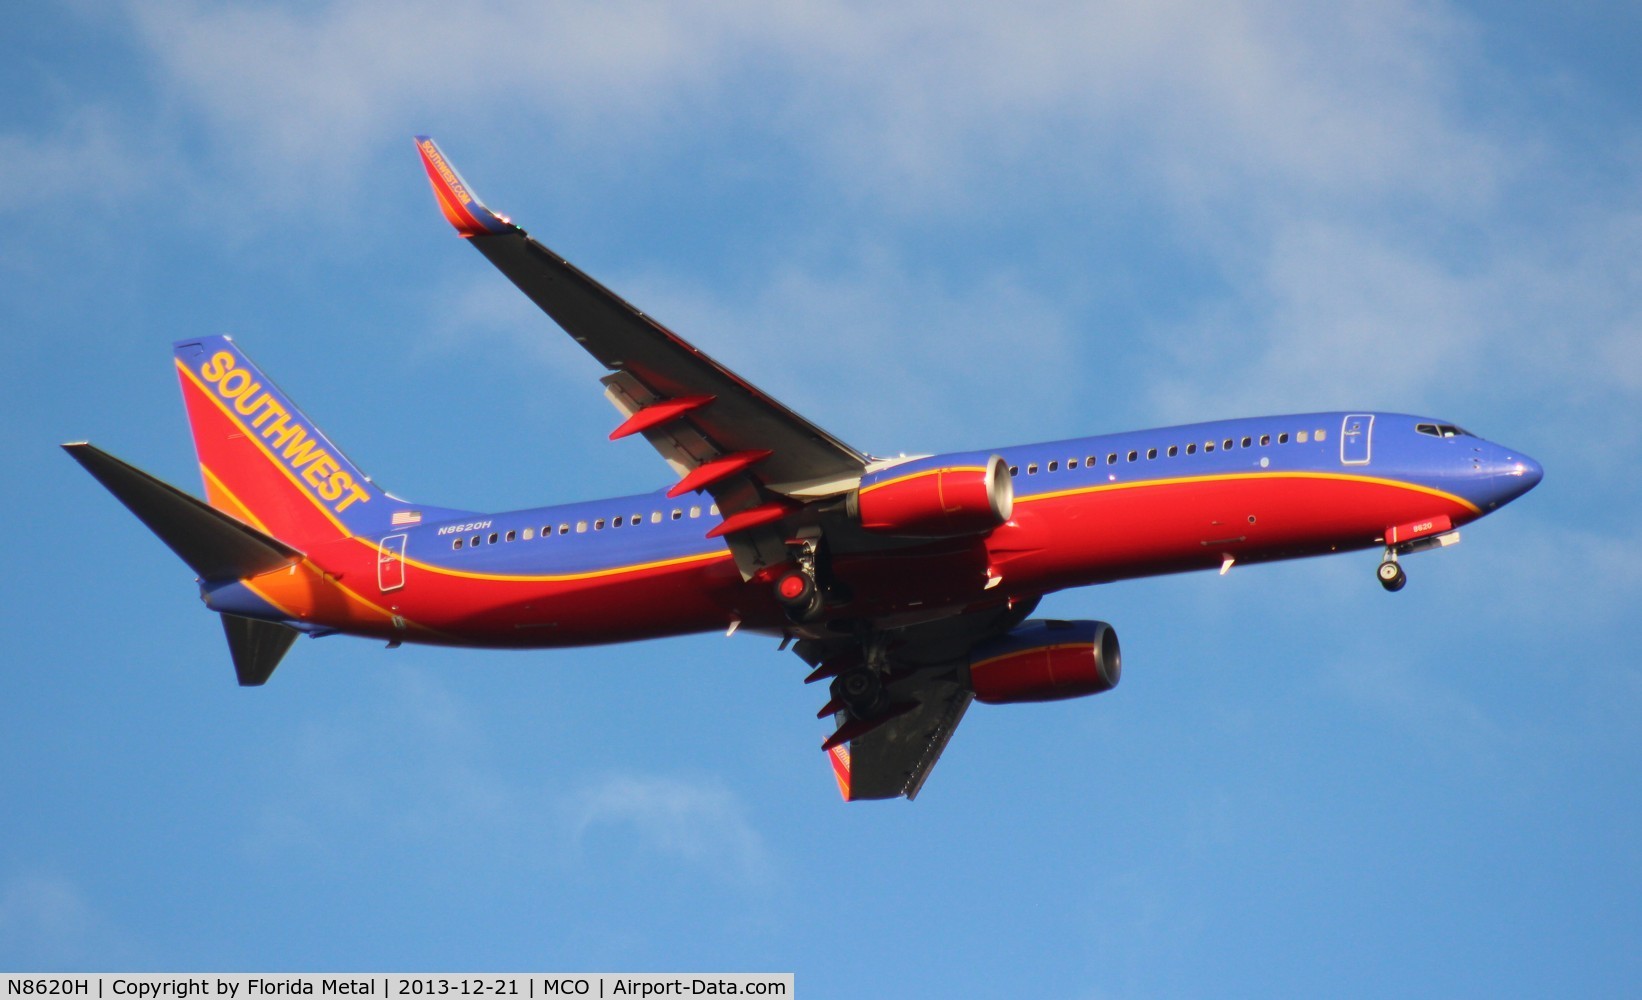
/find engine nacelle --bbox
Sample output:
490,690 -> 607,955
968,619 -> 1121,704
849,453 -> 1013,537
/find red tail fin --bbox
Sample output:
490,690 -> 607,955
173,336 -> 387,547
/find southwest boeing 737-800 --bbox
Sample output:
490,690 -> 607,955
64,137 -> 1543,800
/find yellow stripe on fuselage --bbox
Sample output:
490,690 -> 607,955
389,545 -> 734,585
1013,470 -> 1481,515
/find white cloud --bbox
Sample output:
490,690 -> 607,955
615,250 -> 1085,448
0,107 -> 152,215
244,669 -> 516,859
113,1 -> 1495,207
242,668 -> 777,890
566,773 -> 775,888
0,874 -> 133,966
83,1 -> 1641,472
1323,653 -> 1507,767
121,0 -> 756,183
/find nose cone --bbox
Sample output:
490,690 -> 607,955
1512,453 -> 1544,491
1485,446 -> 1543,508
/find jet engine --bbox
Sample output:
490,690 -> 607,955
968,619 -> 1121,704
849,454 -> 1013,537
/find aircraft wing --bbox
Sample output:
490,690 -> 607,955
805,598 -> 1035,801
827,677 -> 974,801
416,137 -> 871,563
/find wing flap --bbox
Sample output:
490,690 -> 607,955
835,679 -> 974,801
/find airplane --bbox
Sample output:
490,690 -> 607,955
64,136 -> 1544,801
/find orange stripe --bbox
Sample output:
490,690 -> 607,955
241,560 -> 454,642
199,463 -> 277,537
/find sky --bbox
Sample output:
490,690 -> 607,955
3,0 -> 1640,994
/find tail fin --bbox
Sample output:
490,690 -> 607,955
173,336 -> 390,547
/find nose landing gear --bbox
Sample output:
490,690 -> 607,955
1377,556 -> 1407,592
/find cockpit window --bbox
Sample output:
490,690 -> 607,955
1416,422 -> 1472,438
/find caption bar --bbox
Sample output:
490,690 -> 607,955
3,977 -> 791,1000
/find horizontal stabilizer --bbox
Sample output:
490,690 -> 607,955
221,614 -> 300,686
63,442 -> 301,582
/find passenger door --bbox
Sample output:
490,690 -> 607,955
1341,414 -> 1374,466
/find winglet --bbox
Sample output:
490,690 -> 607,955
414,135 -> 514,237
827,743 -> 852,801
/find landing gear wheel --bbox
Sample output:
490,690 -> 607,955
830,667 -> 887,719
774,569 -> 824,623
1377,560 -> 1407,592
774,570 -> 815,607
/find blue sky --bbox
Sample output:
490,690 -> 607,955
4,1 -> 1639,994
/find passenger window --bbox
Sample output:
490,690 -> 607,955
1048,461 -> 1058,472
709,504 -> 719,515
650,512 -> 661,524
671,509 -> 683,520
594,519 -> 605,531
575,521 -> 587,533
1068,458 -> 1078,470
453,538 -> 463,550
632,512 -> 642,524
505,529 -> 516,542
469,534 -> 481,547
1165,445 -> 1177,457
559,524 -> 570,535
523,528 -> 534,540
1297,431 -> 1308,444
1147,448 -> 1158,460
1127,450 -> 1138,462
1259,434 -> 1270,446
1187,443 -> 1197,455
1027,463 -> 1038,475
1107,454 -> 1118,465
613,516 -> 624,527
488,532 -> 498,544
1009,466 -> 1019,477
1224,438 -> 1234,450
689,506 -> 701,518
1203,441 -> 1213,453
1278,433 -> 1289,444
1315,429 -> 1327,441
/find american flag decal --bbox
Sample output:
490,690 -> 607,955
391,510 -> 422,526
